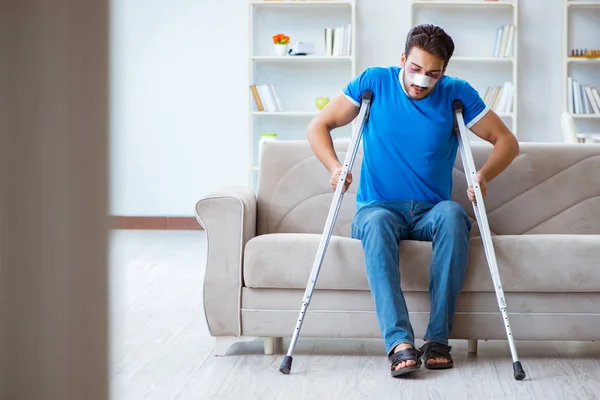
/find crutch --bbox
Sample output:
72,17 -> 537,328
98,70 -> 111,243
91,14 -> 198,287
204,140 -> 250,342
453,99 -> 526,381
279,90 -> 373,375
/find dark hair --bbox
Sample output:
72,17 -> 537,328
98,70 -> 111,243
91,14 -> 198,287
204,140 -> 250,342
405,24 -> 454,68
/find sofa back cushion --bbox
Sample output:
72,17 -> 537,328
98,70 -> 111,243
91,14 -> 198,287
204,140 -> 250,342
256,139 -> 600,237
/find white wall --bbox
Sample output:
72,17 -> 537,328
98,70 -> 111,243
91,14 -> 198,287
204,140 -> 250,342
111,0 -> 249,216
111,0 -> 568,216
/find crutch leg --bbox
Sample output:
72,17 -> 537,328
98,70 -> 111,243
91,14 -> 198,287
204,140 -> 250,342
452,99 -> 526,381
279,90 -> 373,375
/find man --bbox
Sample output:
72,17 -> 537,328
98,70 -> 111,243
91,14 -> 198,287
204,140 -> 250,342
305,24 -> 519,377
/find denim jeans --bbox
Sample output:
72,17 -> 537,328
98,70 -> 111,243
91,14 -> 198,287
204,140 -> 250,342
351,200 -> 472,356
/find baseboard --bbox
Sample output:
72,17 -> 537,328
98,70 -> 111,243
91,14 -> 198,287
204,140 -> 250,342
112,216 -> 203,230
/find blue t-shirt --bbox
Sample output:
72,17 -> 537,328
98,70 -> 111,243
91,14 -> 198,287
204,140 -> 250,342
342,66 -> 489,210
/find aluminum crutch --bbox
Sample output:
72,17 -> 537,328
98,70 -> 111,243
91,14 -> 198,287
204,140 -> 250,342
453,99 -> 526,381
279,89 -> 373,375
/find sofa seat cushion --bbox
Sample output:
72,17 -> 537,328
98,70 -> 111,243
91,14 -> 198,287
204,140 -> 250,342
243,233 -> 600,292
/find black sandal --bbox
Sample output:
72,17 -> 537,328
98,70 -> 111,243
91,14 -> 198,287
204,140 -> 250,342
388,347 -> 422,377
420,342 -> 453,370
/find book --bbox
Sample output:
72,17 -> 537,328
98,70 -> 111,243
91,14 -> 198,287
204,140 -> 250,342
493,24 -> 515,58
250,84 -> 284,112
325,24 -> 352,56
482,82 -> 513,114
568,78 -> 600,115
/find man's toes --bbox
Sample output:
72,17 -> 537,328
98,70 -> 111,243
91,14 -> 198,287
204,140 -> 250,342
427,357 -> 449,365
393,359 -> 417,371
393,361 -> 406,371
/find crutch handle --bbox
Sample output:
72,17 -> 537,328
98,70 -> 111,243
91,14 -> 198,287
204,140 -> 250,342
453,99 -> 463,113
362,90 -> 373,101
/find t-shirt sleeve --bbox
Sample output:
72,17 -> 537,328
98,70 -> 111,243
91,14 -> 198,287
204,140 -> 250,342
458,81 -> 489,129
342,68 -> 373,107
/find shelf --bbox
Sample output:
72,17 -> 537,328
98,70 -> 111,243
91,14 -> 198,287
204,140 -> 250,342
249,0 -> 353,7
571,114 -> 600,118
252,111 -> 318,116
411,0 -> 515,7
451,56 -> 514,62
567,57 -> 600,63
249,0 -> 357,189
566,1 -> 600,7
252,55 -> 353,62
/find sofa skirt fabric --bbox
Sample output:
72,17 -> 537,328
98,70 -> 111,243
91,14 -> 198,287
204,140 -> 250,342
240,288 -> 600,341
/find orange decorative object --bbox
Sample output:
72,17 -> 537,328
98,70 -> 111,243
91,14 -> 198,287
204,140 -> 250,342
272,34 -> 290,45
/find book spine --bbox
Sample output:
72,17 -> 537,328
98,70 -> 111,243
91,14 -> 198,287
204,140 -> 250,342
250,85 -> 264,111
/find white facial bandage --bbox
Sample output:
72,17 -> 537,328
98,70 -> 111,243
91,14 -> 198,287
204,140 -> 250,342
407,73 -> 437,88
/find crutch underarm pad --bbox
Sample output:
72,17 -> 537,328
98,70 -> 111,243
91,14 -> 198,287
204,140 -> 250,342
362,90 -> 373,102
453,99 -> 464,112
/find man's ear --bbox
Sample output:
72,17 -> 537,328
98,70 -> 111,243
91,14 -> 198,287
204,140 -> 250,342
400,52 -> 406,67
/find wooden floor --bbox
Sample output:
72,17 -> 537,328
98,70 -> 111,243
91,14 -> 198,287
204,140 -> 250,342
110,230 -> 600,400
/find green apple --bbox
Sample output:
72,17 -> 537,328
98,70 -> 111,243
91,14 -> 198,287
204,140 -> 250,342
315,96 -> 330,110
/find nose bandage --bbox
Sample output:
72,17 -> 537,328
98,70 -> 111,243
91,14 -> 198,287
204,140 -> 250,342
407,73 -> 436,88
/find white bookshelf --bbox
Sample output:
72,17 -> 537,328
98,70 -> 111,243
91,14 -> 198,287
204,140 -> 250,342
251,55 -> 353,62
409,0 -> 519,137
411,0 -> 515,6
563,0 -> 600,136
249,0 -> 353,6
248,0 -> 356,189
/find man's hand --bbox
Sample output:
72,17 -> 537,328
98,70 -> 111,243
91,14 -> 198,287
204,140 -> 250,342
467,171 -> 486,204
330,165 -> 352,193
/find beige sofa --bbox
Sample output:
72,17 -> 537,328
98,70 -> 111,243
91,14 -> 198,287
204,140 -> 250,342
195,139 -> 600,357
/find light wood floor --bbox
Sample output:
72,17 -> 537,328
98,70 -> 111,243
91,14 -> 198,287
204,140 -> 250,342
110,230 -> 600,400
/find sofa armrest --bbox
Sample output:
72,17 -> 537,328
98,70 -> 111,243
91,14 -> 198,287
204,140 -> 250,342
195,185 -> 256,336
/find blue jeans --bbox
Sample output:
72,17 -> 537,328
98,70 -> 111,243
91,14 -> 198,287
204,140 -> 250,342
351,200 -> 472,356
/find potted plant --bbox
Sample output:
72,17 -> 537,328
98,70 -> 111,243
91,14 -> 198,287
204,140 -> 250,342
272,33 -> 290,56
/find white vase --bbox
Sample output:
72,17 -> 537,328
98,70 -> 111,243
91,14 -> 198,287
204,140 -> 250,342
274,44 -> 288,56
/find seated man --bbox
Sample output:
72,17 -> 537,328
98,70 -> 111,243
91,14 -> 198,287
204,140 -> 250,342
305,24 -> 519,377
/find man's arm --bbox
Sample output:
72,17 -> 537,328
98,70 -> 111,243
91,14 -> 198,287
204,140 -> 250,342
306,92 -> 360,172
466,110 -> 520,201
306,93 -> 360,191
469,110 -> 520,182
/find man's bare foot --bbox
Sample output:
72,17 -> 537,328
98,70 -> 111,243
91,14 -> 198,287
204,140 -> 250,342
418,341 -> 453,371
391,343 -> 417,372
423,340 -> 452,366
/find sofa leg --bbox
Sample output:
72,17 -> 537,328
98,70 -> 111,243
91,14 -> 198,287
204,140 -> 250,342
275,337 -> 283,353
214,336 -> 256,357
468,339 -> 478,354
264,337 -> 274,355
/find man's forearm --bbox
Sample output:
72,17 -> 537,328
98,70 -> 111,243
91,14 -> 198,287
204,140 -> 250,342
479,135 -> 520,182
306,120 -> 341,173
305,92 -> 361,172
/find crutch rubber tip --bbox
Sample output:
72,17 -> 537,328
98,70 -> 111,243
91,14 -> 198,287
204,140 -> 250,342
513,361 -> 526,380
279,356 -> 293,375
